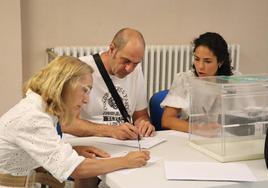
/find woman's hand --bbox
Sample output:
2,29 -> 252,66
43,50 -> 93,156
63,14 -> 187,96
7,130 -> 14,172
123,151 -> 150,168
192,122 -> 220,137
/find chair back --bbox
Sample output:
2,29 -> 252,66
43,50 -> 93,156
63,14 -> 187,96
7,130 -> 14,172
149,90 -> 169,131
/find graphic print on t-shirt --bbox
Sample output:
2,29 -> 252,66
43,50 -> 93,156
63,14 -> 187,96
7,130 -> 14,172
102,86 -> 130,124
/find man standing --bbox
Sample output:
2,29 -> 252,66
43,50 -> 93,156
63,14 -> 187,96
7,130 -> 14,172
62,28 -> 155,140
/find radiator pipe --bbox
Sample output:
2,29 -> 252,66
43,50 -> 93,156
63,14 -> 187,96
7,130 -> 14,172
46,48 -> 57,62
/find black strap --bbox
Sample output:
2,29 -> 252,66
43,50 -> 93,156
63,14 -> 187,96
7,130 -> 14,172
93,53 -> 130,123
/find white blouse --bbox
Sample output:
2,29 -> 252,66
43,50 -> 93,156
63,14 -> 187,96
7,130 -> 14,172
0,90 -> 85,182
160,71 -> 195,119
161,70 -> 241,119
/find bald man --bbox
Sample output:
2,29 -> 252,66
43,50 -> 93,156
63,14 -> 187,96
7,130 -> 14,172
62,28 -> 155,140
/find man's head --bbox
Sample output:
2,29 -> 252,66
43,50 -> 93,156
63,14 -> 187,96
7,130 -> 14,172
107,28 -> 145,78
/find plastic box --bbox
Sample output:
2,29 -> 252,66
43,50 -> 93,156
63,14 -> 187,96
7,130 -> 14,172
189,74 -> 268,162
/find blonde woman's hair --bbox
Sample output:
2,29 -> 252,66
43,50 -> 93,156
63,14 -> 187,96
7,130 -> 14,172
23,56 -> 93,124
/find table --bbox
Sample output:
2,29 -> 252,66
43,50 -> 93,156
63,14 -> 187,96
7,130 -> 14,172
65,130 -> 268,188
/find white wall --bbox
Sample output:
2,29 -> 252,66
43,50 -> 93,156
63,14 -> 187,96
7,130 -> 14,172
0,0 -> 22,115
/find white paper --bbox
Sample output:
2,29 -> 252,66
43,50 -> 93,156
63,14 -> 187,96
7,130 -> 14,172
109,151 -> 161,175
164,161 -> 256,182
97,137 -> 166,149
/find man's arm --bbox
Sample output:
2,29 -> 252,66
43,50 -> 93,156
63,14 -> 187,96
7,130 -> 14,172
61,117 -> 139,140
133,108 -> 156,137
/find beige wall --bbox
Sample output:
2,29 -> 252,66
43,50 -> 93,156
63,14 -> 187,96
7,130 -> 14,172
1,0 -> 268,115
21,0 -> 268,81
0,0 -> 22,115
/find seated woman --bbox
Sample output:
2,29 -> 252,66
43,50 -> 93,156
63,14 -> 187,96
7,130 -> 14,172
0,56 -> 150,187
161,32 -> 234,132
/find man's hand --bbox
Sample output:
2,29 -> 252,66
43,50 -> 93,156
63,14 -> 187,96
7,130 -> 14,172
111,123 -> 139,140
134,119 -> 155,137
73,146 -> 110,158
132,108 -> 156,137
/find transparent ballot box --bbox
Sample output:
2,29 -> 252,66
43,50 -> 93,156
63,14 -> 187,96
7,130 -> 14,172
189,74 -> 268,162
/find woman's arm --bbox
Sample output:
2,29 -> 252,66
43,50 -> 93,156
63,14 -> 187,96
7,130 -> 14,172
161,106 -> 189,132
70,151 -> 150,179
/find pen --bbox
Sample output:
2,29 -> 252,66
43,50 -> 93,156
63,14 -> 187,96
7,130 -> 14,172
127,116 -> 141,151
137,134 -> 141,151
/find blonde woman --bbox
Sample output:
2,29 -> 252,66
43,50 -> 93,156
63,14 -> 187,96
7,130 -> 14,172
0,56 -> 150,187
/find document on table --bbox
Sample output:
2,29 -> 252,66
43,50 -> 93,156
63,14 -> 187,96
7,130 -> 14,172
97,137 -> 166,149
164,161 -> 256,182
63,135 -> 165,148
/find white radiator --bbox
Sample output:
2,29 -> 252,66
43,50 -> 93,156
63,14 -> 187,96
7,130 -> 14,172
49,44 -> 240,100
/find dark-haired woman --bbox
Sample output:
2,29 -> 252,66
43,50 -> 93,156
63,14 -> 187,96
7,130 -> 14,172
161,32 -> 236,132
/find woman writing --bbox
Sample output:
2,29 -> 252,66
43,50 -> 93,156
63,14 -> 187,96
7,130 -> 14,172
0,56 -> 149,187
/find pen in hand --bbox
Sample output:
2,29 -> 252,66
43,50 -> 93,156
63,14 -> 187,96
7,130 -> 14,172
127,116 -> 141,151
137,134 -> 141,151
